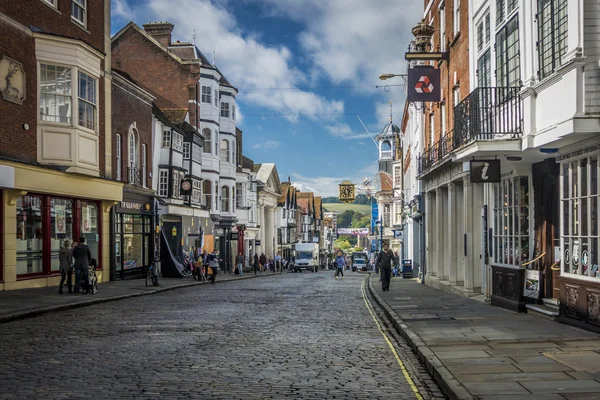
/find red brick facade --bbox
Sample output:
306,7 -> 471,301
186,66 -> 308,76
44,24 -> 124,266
422,0 -> 470,151
111,24 -> 200,130
0,0 -> 107,172
111,74 -> 154,184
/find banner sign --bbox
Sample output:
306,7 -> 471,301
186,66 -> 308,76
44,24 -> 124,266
337,228 -> 369,236
371,202 -> 379,234
407,66 -> 441,102
55,205 -> 66,234
470,160 -> 501,183
523,269 -> 541,298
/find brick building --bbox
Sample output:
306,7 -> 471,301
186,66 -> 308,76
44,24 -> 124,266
0,0 -> 122,290
111,21 -> 213,277
110,72 -> 157,280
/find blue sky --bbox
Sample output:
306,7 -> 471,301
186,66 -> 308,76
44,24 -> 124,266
112,0 -> 422,196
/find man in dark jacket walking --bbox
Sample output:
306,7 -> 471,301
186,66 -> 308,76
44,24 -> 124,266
253,253 -> 259,275
376,242 -> 395,291
72,236 -> 92,294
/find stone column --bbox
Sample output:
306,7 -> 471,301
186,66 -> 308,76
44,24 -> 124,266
265,207 -> 273,258
425,191 -> 436,277
464,176 -> 475,292
259,204 -> 266,256
472,183 -> 485,293
448,182 -> 458,285
436,188 -> 444,279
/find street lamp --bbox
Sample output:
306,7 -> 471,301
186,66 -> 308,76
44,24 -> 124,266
379,73 -> 407,81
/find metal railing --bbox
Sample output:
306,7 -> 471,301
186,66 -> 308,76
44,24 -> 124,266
453,87 -> 523,150
417,131 -> 453,175
380,150 -> 393,159
127,167 -> 142,186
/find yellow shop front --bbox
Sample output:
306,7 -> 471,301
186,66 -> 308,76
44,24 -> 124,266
0,161 -> 122,291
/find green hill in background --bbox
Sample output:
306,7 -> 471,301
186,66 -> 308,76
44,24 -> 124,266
322,203 -> 371,215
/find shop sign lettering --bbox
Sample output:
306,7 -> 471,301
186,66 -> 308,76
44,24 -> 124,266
120,202 -> 143,210
557,144 -> 600,161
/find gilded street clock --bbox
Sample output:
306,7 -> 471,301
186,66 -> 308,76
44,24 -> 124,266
338,180 -> 355,203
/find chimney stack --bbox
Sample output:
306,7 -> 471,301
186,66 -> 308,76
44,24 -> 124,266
142,22 -> 175,48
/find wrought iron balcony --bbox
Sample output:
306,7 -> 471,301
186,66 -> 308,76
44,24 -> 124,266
417,131 -> 453,175
453,87 -> 523,150
127,167 -> 142,186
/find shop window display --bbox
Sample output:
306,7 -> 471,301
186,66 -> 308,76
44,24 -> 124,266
81,202 -> 98,261
493,176 -> 530,266
562,155 -> 600,278
50,198 -> 74,271
16,196 -> 44,275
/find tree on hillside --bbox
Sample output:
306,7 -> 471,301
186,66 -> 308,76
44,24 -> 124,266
351,214 -> 371,228
336,210 -> 356,228
322,197 -> 341,204
353,194 -> 371,205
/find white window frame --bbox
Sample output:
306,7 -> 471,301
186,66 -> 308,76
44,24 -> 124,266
202,128 -> 211,154
214,89 -> 218,107
429,113 -> 435,146
192,180 -> 202,205
221,102 -> 230,118
142,143 -> 147,187
172,170 -> 184,199
220,139 -> 229,163
71,0 -> 87,27
183,142 -> 191,159
201,86 -> 211,103
236,183 -> 243,209
172,132 -> 183,152
453,0 -> 460,36
192,144 -> 202,163
561,155 -> 600,280
43,0 -> 57,8
394,165 -> 402,187
232,105 -> 236,121
158,169 -> 169,197
77,71 -> 96,131
453,86 -> 460,109
439,3 -> 446,52
493,175 -> 531,267
203,180 -> 212,211
116,133 -> 121,181
441,102 -> 446,136
162,130 -> 171,148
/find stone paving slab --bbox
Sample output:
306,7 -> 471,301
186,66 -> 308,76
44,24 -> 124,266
0,271 -> 280,323
368,275 -> 600,399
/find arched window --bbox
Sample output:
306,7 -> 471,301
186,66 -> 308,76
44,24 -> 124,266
128,127 -> 140,184
202,180 -> 212,211
380,140 -> 392,159
202,128 -> 211,154
220,139 -> 229,162
221,186 -> 230,212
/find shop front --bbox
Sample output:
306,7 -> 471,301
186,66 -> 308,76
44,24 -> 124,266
111,191 -> 155,281
557,143 -> 600,331
1,161 -> 122,291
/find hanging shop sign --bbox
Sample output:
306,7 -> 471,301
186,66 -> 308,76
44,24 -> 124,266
230,232 -> 239,240
255,240 -> 261,246
405,51 -> 449,61
470,160 -> 501,183
407,66 -> 441,102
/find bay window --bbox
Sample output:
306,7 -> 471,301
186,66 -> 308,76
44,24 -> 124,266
221,102 -> 229,118
561,156 -> 600,278
203,180 -> 212,211
493,176 -> 530,266
236,183 -> 243,208
192,144 -> 202,163
496,15 -> 520,89
220,139 -> 229,162
202,128 -> 211,154
221,186 -> 230,212
162,130 -> 171,148
172,132 -> 183,152
201,86 -> 211,103
78,71 -> 96,130
537,0 -> 568,80
192,180 -> 202,205
183,142 -> 191,159
158,169 -> 169,197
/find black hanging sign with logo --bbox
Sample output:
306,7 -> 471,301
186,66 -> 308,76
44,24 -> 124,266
470,160 -> 501,183
180,178 -> 193,195
407,66 -> 441,102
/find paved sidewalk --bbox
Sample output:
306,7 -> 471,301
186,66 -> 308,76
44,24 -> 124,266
368,275 -> 600,400
0,271 -> 280,324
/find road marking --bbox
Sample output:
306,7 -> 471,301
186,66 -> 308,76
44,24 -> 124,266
361,278 -> 424,400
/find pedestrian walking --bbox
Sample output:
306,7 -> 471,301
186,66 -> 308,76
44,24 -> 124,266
393,251 -> 400,278
376,242 -> 394,291
72,236 -> 92,294
259,253 -> 267,272
208,251 -> 218,284
253,253 -> 259,275
335,251 -> 345,280
275,252 -> 282,272
236,252 -> 244,276
58,239 -> 73,294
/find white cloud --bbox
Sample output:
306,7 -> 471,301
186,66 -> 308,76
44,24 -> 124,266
253,140 -> 281,150
325,123 -> 372,140
256,0 -> 422,88
117,0 -> 345,123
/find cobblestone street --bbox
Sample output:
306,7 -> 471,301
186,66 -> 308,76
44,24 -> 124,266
0,273 -> 443,400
